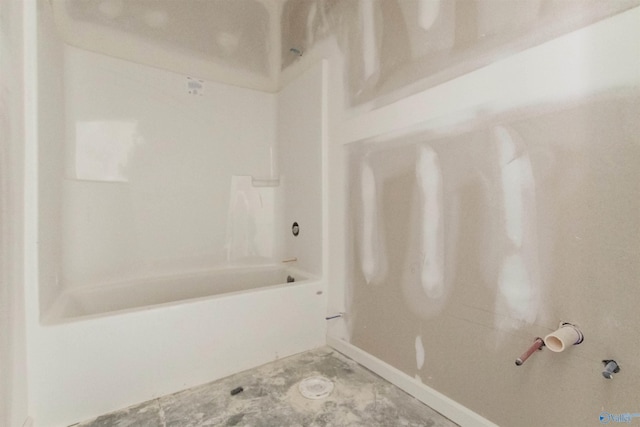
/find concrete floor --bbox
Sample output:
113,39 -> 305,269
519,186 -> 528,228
75,347 -> 458,427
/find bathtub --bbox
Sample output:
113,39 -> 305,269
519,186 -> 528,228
44,264 -> 314,322
32,265 -> 327,426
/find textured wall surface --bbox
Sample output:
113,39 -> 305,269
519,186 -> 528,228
346,96 -> 640,426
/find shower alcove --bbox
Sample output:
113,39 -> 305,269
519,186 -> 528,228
31,2 -> 326,425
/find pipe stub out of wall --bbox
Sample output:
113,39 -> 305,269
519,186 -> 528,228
515,337 -> 545,366
602,360 -> 620,379
544,322 -> 584,352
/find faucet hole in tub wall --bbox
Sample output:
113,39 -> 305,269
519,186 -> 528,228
292,222 -> 300,236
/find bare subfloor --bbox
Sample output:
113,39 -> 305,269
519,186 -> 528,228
76,347 -> 458,427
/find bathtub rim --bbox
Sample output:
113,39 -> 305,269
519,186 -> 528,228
41,264 -> 320,326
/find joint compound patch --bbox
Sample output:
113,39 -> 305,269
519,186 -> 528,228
415,335 -> 425,370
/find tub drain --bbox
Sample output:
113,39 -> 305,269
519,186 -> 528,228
298,376 -> 334,400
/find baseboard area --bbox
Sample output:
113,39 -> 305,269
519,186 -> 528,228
327,337 -> 498,427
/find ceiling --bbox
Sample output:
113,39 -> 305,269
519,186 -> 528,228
55,0 -> 283,91
53,0 -> 640,101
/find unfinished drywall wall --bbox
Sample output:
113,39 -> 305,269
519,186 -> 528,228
346,96 -> 640,426
47,0 -> 640,111
0,4 -> 15,424
0,1 -> 29,425
280,0 -> 640,109
339,8 -> 640,427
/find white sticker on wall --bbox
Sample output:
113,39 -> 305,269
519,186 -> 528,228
186,76 -> 205,96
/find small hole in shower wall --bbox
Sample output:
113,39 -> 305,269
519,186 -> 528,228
292,222 -> 300,236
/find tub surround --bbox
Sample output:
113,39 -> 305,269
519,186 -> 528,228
27,3 -> 326,425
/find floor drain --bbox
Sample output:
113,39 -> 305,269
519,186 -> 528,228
298,376 -> 334,400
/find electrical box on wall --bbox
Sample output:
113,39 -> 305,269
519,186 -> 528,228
186,76 -> 204,96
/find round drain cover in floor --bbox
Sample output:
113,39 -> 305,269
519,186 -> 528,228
298,376 -> 334,400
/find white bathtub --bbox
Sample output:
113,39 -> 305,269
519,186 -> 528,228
45,265 -> 312,322
32,266 -> 327,426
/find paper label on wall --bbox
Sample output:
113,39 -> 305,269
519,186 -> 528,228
186,76 -> 205,96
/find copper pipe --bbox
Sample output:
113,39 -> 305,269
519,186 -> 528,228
515,338 -> 544,366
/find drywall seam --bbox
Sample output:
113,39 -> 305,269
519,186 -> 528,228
335,6 -> 640,145
360,0 -> 379,83
415,145 -> 444,299
268,0 -> 283,85
358,156 -> 380,284
327,337 -> 499,427
493,126 -> 541,331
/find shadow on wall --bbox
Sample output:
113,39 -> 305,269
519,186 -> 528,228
281,0 -> 640,107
